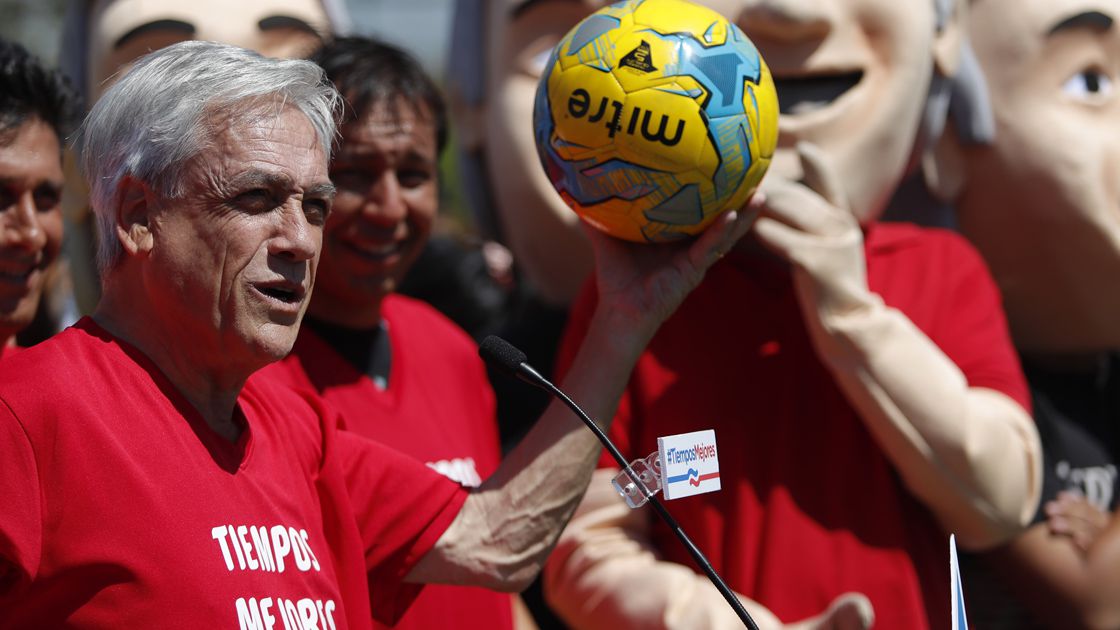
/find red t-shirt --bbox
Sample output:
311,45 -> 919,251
0,343 -> 19,360
258,294 -> 512,630
0,318 -> 468,629
558,223 -> 1030,630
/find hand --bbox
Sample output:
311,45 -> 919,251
587,199 -> 757,339
751,142 -> 877,323
784,593 -> 875,630
1046,491 -> 1111,553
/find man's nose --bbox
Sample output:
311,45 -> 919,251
270,201 -> 319,262
361,174 -> 408,224
1,192 -> 48,252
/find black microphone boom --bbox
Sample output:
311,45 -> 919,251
479,335 -> 760,630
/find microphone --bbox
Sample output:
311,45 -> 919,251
479,335 -> 761,630
479,335 -> 549,391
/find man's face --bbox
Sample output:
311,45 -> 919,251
145,105 -> 332,367
87,0 -> 329,100
953,0 -> 1120,351
0,119 -> 63,342
309,100 -> 439,328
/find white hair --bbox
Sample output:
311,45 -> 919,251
75,40 -> 341,274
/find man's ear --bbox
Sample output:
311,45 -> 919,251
923,119 -> 967,202
114,176 -> 155,257
933,0 -> 966,78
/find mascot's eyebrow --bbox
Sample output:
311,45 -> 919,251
1048,10 -> 1114,36
511,0 -> 581,19
114,19 -> 194,49
258,15 -> 322,37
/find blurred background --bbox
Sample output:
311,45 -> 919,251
0,0 -> 454,72
0,0 -> 472,226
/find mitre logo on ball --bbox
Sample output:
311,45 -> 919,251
620,41 -> 657,73
533,0 -> 779,243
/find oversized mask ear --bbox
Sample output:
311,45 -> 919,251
922,2 -> 998,203
912,0 -> 966,171
114,176 -> 155,257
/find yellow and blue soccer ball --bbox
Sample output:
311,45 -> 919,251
533,0 -> 779,243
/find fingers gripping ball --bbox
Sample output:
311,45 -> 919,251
533,0 -> 779,243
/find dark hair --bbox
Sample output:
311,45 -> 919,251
0,38 -> 78,146
310,36 -> 448,153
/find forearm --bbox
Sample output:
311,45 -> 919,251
1083,515 -> 1120,629
808,294 -> 1041,549
543,469 -> 782,630
984,524 -> 1104,630
406,310 -> 651,591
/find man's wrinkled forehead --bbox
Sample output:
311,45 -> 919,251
90,0 -> 329,51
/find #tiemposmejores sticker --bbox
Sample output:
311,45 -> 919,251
658,429 -> 721,500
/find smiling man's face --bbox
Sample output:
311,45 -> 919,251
0,119 -> 63,344
949,0 -> 1120,351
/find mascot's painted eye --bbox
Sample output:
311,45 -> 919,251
1062,68 -> 1115,100
526,47 -> 553,79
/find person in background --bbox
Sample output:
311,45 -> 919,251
542,0 -> 1042,628
256,36 -> 534,629
926,1 -> 1120,627
0,38 -> 76,357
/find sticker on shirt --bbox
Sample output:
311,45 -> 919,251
658,429 -> 721,500
427,457 -> 483,487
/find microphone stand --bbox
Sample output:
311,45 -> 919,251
482,336 -> 760,630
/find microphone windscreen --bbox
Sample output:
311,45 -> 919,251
479,335 -> 527,374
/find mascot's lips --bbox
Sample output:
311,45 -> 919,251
772,71 -> 864,116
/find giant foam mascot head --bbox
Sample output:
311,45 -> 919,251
449,0 -> 966,306
927,0 -> 1120,354
57,0 -> 351,313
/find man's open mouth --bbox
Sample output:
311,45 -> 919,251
773,71 -> 864,116
255,284 -> 304,304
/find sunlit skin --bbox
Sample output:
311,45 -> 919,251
945,0 -> 1120,353
308,100 -> 439,329
87,0 -> 330,100
0,119 -> 63,348
95,104 -> 334,430
482,0 -> 954,303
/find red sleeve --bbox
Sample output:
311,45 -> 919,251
930,233 -> 1031,413
333,428 -> 469,623
0,399 -> 41,598
867,226 -> 1031,414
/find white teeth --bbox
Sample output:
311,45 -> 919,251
367,244 -> 397,256
0,269 -> 31,281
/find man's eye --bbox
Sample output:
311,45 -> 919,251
33,186 -> 61,212
1063,69 -> 1115,99
234,189 -> 275,211
399,169 -> 434,189
303,199 -> 330,225
330,169 -> 371,193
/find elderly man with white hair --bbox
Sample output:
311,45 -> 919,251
0,40 -> 752,628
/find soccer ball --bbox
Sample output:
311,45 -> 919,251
533,0 -> 779,243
